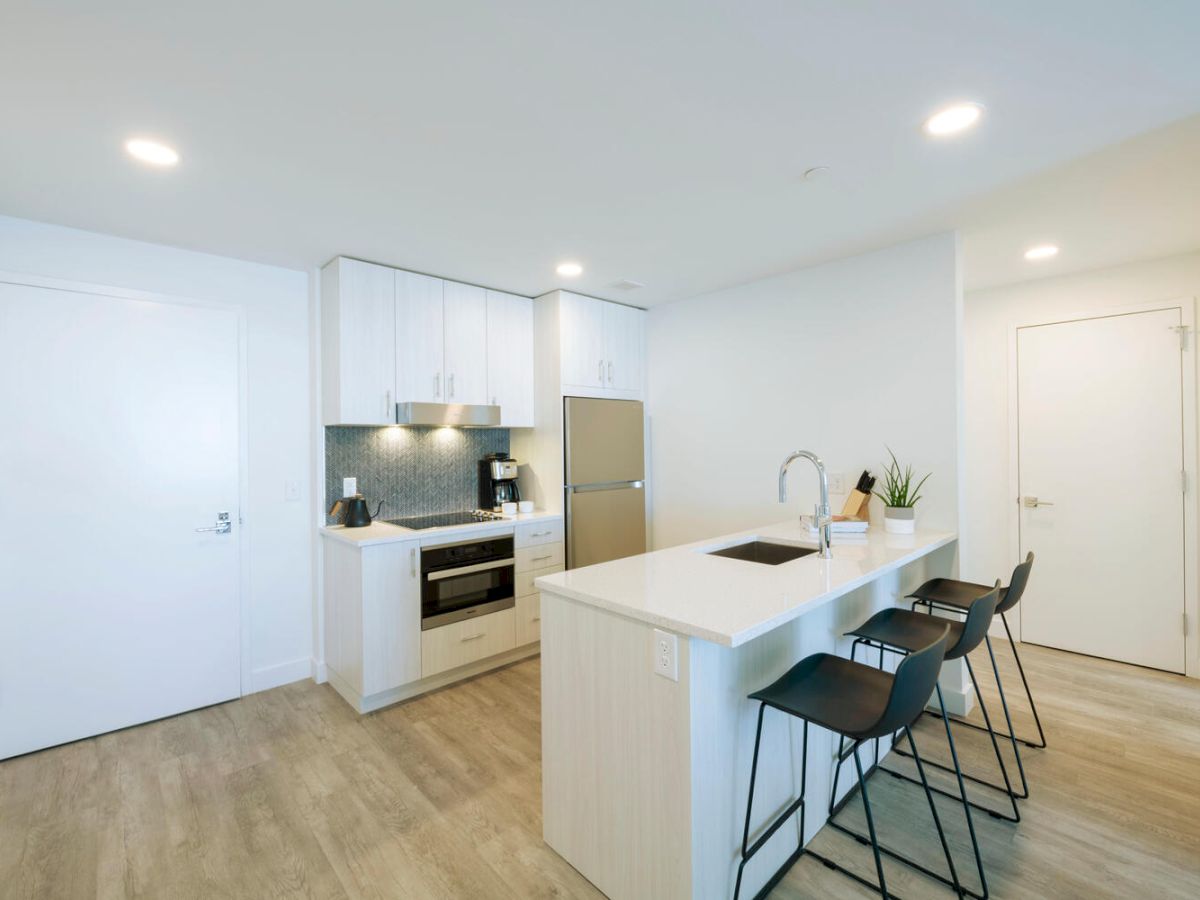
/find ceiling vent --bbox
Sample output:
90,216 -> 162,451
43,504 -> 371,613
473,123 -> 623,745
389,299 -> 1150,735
610,279 -> 645,291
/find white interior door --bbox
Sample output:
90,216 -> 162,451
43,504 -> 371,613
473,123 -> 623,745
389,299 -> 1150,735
0,280 -> 242,759
1017,308 -> 1186,672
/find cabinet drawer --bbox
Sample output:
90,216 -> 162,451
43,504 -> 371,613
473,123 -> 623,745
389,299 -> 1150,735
515,593 -> 541,646
515,519 -> 564,549
517,563 -> 563,598
421,608 -> 516,678
516,542 -> 564,573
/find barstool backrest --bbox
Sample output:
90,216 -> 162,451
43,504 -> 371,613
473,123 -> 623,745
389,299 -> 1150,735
864,625 -> 950,739
950,581 -> 1002,659
997,552 -> 1035,614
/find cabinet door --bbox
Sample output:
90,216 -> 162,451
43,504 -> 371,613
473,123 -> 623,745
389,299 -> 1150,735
395,271 -> 444,403
486,290 -> 534,426
334,259 -> 396,424
443,282 -> 489,404
603,302 -> 644,393
559,292 -> 606,389
361,540 -> 421,695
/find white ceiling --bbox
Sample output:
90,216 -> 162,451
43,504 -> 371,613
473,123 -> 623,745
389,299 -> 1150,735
959,114 -> 1200,291
2,1 -> 1199,306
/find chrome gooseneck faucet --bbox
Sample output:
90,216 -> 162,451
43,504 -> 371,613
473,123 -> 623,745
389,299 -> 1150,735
778,450 -> 832,559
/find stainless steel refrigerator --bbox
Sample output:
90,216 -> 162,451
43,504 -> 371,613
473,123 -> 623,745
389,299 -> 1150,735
563,397 -> 647,569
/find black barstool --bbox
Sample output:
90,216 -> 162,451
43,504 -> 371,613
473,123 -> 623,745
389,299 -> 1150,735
836,584 -> 1010,900
900,554 -> 1040,806
734,626 -> 959,900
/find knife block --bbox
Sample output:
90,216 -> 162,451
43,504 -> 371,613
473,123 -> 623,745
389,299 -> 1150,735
839,489 -> 871,520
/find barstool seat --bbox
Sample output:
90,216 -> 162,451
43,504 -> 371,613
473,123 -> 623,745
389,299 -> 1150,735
749,653 -> 893,739
848,607 -> 966,656
910,578 -> 1013,614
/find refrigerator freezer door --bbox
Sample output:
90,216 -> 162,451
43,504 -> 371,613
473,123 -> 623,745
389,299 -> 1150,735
564,397 -> 645,486
567,483 -> 647,569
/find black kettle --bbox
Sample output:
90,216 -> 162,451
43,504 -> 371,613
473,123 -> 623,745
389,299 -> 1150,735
329,494 -> 383,528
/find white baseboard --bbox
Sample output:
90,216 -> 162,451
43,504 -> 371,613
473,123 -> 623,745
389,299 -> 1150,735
932,681 -> 976,717
248,657 -> 312,694
326,644 -> 540,714
311,658 -> 328,684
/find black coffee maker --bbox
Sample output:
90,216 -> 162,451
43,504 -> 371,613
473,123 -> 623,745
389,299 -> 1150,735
479,452 -> 521,510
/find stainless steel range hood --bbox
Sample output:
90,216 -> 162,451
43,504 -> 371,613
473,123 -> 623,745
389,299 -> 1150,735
394,401 -> 501,427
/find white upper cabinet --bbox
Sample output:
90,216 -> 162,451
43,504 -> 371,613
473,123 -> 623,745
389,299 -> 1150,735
559,292 -> 607,389
395,270 -> 444,403
557,292 -> 644,399
486,290 -> 534,427
442,282 -> 489,405
323,257 -> 538,425
322,258 -> 397,425
603,301 -> 644,393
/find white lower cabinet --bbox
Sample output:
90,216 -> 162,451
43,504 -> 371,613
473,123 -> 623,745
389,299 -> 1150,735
323,536 -> 421,699
515,593 -> 542,646
421,608 -> 516,678
514,536 -> 565,647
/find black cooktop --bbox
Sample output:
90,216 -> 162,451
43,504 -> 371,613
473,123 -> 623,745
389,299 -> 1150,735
384,510 -> 503,530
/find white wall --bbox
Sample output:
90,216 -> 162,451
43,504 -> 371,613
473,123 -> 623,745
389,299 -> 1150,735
646,233 -> 962,549
0,214 -> 313,692
963,250 -> 1200,640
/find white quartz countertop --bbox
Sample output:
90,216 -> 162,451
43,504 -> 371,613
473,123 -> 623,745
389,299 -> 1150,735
535,520 -> 956,647
320,510 -> 561,547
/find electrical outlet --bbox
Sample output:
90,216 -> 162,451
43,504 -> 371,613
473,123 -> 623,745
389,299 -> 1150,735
285,480 -> 301,502
343,477 -> 357,497
653,628 -> 678,681
829,472 -> 846,494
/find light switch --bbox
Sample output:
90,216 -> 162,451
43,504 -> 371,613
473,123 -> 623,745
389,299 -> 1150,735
343,477 -> 357,497
285,480 -> 301,502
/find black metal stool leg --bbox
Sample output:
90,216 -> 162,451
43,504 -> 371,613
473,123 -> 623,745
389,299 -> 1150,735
913,600 -> 1047,750
734,708 -> 808,900
981,633 -> 1030,798
999,611 -> 1048,748
887,652 -> 1022,821
854,741 -> 890,898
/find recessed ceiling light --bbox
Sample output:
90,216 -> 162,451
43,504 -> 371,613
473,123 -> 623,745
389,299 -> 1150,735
1024,244 -> 1060,261
923,103 -> 984,137
556,262 -> 583,277
125,138 -> 179,167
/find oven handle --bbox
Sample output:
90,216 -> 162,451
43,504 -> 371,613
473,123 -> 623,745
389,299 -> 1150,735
425,557 -> 514,581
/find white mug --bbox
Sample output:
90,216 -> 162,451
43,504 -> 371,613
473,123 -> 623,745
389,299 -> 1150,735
518,500 -> 534,513
501,501 -> 518,516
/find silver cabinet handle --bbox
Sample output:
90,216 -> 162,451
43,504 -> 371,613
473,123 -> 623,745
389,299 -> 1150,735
1021,496 -> 1055,508
410,547 -> 416,577
448,373 -> 455,398
386,389 -> 392,421
531,554 -> 553,562
598,359 -> 605,383
434,372 -> 441,398
195,512 -> 232,535
460,633 -> 485,643
529,530 -> 552,538
608,361 -> 614,384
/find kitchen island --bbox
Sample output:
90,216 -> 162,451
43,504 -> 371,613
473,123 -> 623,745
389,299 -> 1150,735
535,519 -> 956,900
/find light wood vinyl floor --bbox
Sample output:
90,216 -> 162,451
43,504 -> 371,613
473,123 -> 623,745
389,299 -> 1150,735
2,641 -> 1198,899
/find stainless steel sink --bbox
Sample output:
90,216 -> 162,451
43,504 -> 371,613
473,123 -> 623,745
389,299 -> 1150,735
707,540 -> 818,565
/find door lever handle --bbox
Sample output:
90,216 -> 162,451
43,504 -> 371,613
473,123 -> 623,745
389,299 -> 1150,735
196,512 -> 232,534
1021,496 -> 1054,509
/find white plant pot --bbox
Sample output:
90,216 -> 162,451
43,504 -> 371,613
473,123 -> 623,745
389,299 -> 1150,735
884,506 -> 915,534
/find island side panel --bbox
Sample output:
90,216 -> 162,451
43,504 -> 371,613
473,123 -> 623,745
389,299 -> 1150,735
541,590 -> 694,900
688,545 -> 953,900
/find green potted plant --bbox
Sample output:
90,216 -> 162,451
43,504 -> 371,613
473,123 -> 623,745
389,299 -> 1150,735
874,447 -> 930,534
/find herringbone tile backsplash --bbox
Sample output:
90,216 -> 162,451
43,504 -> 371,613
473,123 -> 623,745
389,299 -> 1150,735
325,426 -> 509,523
